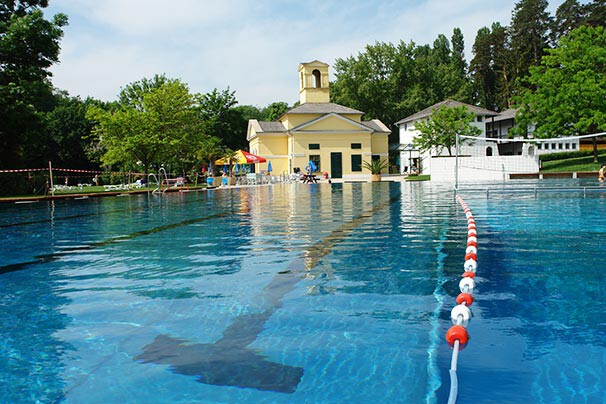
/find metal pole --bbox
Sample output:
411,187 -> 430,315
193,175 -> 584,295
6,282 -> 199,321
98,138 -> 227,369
455,134 -> 460,191
48,161 -> 55,196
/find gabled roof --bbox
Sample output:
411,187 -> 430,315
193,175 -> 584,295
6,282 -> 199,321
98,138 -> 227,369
258,121 -> 286,132
247,119 -> 286,141
362,119 -> 391,134
291,112 -> 372,133
285,102 -> 364,115
395,99 -> 498,125
299,60 -> 329,67
494,108 -> 517,121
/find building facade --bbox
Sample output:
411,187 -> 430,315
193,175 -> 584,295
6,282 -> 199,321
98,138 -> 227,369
395,100 -> 498,175
247,61 -> 390,180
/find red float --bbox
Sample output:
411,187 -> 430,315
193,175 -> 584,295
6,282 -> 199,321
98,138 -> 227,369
462,271 -> 476,278
467,240 -> 477,247
446,325 -> 469,346
465,252 -> 477,261
456,292 -> 474,306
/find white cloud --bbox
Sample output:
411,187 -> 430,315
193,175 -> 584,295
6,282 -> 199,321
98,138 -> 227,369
47,0 -> 566,106
66,0 -> 246,36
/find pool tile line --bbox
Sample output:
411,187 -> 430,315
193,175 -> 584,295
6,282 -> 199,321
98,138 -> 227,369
0,190 -> 212,229
0,211 -> 231,275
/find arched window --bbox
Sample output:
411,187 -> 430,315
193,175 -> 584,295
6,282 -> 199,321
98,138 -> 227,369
486,146 -> 493,156
312,69 -> 321,88
528,146 -> 534,156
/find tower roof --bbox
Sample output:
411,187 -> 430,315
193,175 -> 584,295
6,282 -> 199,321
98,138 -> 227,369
298,60 -> 329,68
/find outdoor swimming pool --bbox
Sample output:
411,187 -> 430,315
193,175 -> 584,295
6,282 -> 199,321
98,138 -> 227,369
1,180 -> 604,403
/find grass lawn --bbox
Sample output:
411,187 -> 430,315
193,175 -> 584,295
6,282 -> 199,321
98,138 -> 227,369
405,174 -> 430,181
541,152 -> 606,172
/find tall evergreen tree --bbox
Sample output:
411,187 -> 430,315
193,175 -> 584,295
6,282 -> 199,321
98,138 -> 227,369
470,27 -> 495,109
584,0 -> 606,27
491,23 -> 514,110
470,23 -> 509,111
551,0 -> 585,43
449,28 -> 473,103
509,0 -> 552,82
450,28 -> 466,80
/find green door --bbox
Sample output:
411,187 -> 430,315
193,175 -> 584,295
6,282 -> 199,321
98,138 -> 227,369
330,152 -> 342,179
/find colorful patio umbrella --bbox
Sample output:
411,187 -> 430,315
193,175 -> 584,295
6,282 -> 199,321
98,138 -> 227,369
215,150 -> 267,165
234,163 -> 240,174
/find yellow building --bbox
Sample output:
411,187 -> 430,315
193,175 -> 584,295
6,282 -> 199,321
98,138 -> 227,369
247,60 -> 390,180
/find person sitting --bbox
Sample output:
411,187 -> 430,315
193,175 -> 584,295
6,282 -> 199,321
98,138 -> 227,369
599,164 -> 605,182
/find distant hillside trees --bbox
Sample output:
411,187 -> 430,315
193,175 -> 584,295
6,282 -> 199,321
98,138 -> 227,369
331,28 -> 472,145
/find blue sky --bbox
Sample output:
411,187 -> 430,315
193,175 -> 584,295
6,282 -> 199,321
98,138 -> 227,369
45,0 -> 565,107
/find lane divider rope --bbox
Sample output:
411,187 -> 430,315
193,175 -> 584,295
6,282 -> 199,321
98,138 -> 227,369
446,195 -> 478,404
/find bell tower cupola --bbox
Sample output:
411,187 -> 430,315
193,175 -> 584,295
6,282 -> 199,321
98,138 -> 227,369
298,60 -> 330,104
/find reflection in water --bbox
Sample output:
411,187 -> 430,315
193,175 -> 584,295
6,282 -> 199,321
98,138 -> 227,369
3,181 -> 603,402
135,324 -> 303,393
135,184 -> 401,393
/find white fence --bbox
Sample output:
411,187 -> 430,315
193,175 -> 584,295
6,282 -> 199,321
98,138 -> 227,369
428,155 -> 540,182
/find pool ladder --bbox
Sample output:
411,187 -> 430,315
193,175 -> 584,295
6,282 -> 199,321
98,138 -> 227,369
148,167 -> 168,194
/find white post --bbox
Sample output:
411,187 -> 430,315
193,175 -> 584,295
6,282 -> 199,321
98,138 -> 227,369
455,134 -> 459,191
48,161 -> 55,196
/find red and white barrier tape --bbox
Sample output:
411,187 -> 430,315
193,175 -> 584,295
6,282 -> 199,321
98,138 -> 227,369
0,167 -> 146,175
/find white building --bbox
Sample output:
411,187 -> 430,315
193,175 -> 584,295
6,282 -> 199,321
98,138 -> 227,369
394,100 -> 578,182
395,100 -> 497,177
486,108 -> 579,156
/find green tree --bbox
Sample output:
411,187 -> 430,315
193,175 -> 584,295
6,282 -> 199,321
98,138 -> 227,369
331,41 -> 401,134
196,87 -> 247,150
413,106 -> 481,156
118,74 -> 169,110
87,78 -> 204,173
331,31 -> 473,148
515,25 -> 606,162
261,101 -> 289,121
0,0 -> 67,168
43,92 -> 108,169
196,135 -> 222,174
233,104 -> 263,122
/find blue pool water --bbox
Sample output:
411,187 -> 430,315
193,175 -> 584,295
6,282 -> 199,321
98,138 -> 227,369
0,181 -> 605,403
